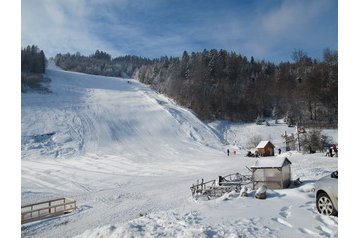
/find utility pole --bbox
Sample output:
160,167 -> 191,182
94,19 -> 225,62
296,123 -> 300,151
284,130 -> 289,151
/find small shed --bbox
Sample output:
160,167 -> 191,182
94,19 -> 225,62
251,157 -> 292,189
256,140 -> 275,156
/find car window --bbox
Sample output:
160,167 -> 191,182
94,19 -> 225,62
331,171 -> 338,179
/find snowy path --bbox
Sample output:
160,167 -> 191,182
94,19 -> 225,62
21,63 -> 338,237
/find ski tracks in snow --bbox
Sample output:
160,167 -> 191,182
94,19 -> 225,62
22,65 -> 338,238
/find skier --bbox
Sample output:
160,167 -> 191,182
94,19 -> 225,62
227,149 -> 230,156
278,148 -> 281,154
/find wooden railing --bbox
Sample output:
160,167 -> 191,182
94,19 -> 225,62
221,173 -> 252,186
21,197 -> 76,224
190,179 -> 231,198
190,179 -> 217,195
190,173 -> 253,198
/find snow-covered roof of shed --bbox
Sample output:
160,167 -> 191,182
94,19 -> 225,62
256,140 -> 274,149
251,157 -> 291,169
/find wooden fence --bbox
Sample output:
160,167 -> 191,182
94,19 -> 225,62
190,179 -> 217,197
221,173 -> 252,186
190,173 -> 252,199
21,197 -> 76,224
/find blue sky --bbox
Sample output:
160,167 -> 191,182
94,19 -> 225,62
22,0 -> 338,63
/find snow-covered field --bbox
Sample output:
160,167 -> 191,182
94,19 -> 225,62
21,63 -> 338,237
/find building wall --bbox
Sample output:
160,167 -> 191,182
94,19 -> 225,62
252,164 -> 291,189
253,168 -> 283,189
254,181 -> 282,189
257,146 -> 274,156
257,148 -> 266,156
281,164 -> 291,188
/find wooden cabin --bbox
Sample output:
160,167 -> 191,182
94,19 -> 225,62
256,140 -> 275,156
251,157 -> 292,189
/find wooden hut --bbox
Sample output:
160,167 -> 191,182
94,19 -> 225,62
251,157 -> 292,189
256,140 -> 275,156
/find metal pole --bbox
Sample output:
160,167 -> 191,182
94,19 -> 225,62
296,124 -> 301,151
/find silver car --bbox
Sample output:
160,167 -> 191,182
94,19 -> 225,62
315,171 -> 338,216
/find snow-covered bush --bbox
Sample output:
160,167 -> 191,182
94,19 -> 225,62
256,115 -> 264,125
246,135 -> 263,149
299,129 -> 333,152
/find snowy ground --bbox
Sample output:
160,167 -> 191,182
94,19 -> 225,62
21,63 -> 338,237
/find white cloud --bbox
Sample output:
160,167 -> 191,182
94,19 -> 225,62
260,0 -> 326,36
21,0 -> 337,62
21,0 -> 124,57
235,0 -> 335,61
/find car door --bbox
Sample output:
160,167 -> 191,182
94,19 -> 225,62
331,172 -> 338,209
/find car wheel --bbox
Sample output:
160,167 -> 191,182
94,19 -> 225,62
316,192 -> 337,216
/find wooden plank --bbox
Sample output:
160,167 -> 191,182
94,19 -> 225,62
21,198 -> 76,225
21,198 -> 75,212
22,202 -> 74,214
21,197 -> 71,208
22,209 -> 74,224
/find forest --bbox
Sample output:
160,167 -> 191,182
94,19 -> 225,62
54,49 -> 338,127
21,45 -> 47,92
54,50 -> 153,78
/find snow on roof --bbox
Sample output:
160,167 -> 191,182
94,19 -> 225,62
251,157 -> 291,169
256,140 -> 274,149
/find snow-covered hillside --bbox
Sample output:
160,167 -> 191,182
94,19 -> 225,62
21,63 -> 338,238
22,63 -> 223,160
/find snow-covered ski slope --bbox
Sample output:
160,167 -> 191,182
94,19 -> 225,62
22,63 -> 338,238
22,63 -> 223,161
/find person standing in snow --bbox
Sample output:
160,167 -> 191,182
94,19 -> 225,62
227,149 -> 230,156
332,144 -> 338,157
329,147 -> 333,157
218,176 -> 224,186
278,148 -> 281,154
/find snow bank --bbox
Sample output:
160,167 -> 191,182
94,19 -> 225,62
76,211 -> 277,238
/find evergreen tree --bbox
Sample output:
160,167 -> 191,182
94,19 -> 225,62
53,48 -> 338,127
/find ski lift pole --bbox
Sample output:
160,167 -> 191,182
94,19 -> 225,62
296,124 -> 300,151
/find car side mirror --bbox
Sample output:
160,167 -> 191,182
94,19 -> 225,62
331,171 -> 338,179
